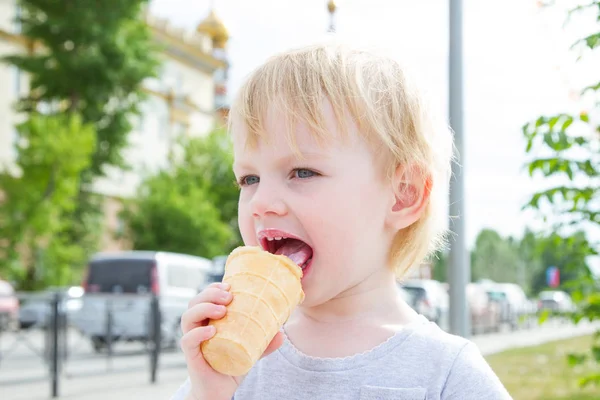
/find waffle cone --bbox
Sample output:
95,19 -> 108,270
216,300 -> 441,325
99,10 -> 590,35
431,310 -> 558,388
201,246 -> 304,376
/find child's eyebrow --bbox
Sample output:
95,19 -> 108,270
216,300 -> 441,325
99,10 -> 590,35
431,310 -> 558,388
233,150 -> 331,171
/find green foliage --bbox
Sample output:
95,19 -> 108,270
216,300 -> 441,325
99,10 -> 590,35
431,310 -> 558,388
0,113 -> 95,289
470,229 -> 524,286
433,226 -> 591,298
4,0 -> 160,175
1,0 -> 161,286
121,129 -> 241,259
174,127 -> 240,240
522,0 -> 600,388
529,232 -> 594,294
431,250 -> 448,282
121,171 -> 233,259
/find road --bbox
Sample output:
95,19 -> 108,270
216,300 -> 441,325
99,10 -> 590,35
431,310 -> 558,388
1,319 -> 598,400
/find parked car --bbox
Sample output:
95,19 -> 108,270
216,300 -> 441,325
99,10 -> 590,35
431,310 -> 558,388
400,279 -> 449,331
72,251 -> 213,352
201,255 -> 228,291
18,286 -> 83,329
0,279 -> 19,331
479,281 -> 529,330
467,283 -> 501,334
396,284 -> 416,308
538,290 -> 576,314
499,283 -> 531,329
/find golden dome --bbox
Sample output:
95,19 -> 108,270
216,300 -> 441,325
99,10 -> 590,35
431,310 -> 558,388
327,0 -> 337,14
197,9 -> 229,49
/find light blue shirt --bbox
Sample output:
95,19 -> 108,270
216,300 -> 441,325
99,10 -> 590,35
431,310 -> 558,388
171,317 -> 511,399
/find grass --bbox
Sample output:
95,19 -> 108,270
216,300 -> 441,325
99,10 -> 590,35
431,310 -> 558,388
486,335 -> 600,400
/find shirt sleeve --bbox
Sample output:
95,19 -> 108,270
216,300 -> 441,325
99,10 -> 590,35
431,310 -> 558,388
442,342 -> 513,400
170,378 -> 191,400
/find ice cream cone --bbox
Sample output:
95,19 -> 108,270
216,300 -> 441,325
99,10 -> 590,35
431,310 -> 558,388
201,246 -> 304,376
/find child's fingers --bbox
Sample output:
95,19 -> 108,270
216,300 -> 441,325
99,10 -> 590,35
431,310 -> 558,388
188,285 -> 232,308
180,325 -> 216,358
181,303 -> 227,334
261,331 -> 284,359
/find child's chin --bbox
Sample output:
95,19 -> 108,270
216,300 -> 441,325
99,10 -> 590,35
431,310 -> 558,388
296,287 -> 331,309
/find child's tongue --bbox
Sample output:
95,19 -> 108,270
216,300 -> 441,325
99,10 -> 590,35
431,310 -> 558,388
274,239 -> 313,267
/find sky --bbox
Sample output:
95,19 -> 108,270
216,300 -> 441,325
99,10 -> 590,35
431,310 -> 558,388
149,0 -> 597,253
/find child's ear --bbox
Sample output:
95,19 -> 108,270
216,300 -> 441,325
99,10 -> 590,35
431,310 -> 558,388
386,165 -> 432,231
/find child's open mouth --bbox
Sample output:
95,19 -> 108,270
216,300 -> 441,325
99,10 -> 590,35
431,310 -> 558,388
261,236 -> 313,271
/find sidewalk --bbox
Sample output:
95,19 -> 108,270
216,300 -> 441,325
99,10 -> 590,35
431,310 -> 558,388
3,360 -> 188,400
473,319 -> 599,355
3,320 -> 598,400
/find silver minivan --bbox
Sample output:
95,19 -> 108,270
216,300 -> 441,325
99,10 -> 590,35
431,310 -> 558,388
72,251 -> 212,351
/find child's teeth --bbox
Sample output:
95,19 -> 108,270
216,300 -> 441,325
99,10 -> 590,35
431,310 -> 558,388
275,236 -> 282,240
267,237 -> 274,241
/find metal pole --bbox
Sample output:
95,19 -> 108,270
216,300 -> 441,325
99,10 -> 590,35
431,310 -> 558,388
150,294 -> 161,383
106,299 -> 114,371
448,0 -> 470,337
50,292 -> 60,397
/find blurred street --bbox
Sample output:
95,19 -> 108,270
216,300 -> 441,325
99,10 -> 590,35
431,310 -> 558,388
1,319 -> 598,400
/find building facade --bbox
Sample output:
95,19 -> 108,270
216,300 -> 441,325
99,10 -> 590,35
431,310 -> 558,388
0,1 -> 230,251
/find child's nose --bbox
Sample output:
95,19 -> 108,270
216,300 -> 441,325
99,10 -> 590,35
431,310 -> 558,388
250,184 -> 288,218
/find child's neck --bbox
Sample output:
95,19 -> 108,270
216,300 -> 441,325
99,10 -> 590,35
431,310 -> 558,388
300,268 -> 412,323
298,279 -> 398,324
284,270 -> 419,358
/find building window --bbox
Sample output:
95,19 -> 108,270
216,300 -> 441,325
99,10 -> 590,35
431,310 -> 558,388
173,122 -> 186,139
14,1 -> 22,34
12,67 -> 21,97
10,127 -> 19,161
159,111 -> 169,140
160,62 -> 185,97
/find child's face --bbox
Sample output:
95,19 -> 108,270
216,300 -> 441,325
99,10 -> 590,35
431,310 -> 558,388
232,101 -> 396,307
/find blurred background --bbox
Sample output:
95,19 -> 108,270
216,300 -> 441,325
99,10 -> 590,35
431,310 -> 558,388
0,0 -> 599,399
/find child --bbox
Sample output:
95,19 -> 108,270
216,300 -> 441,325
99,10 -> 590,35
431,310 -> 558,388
171,43 -> 511,400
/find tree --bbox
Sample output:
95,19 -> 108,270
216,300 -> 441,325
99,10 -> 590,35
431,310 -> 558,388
528,231 -> 592,295
121,170 -> 233,259
0,114 -> 95,290
431,250 -> 448,283
470,229 -> 522,286
2,0 -> 161,276
121,129 -> 241,259
523,0 -> 600,388
4,0 -> 159,175
176,127 -> 240,243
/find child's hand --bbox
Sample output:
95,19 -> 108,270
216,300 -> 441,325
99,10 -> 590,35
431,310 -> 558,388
180,282 -> 285,400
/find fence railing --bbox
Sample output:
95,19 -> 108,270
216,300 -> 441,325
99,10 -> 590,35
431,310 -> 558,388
0,288 -> 558,398
0,291 -> 164,398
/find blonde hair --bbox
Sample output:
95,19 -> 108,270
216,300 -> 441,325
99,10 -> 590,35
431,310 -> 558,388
229,42 -> 455,278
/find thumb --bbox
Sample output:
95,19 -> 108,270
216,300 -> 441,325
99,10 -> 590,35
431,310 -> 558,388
262,331 -> 285,359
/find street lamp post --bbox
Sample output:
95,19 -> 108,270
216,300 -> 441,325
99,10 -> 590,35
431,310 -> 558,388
448,0 -> 470,337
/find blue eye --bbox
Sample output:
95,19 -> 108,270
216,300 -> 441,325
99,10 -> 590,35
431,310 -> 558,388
294,169 -> 316,179
240,175 -> 259,186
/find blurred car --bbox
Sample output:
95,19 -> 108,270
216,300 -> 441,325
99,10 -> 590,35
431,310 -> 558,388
73,251 -> 212,352
200,255 -> 228,291
0,279 -> 19,331
18,286 -> 83,329
538,290 -> 576,314
400,279 -> 449,331
396,285 -> 416,308
479,281 -> 529,330
467,283 -> 500,334
499,283 -> 531,329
